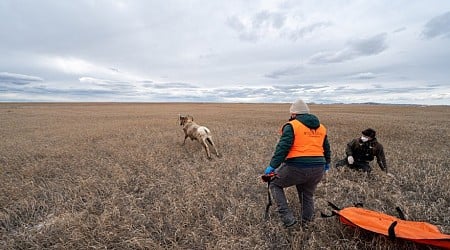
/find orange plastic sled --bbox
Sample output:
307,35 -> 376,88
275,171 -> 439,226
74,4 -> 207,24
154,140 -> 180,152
323,203 -> 450,249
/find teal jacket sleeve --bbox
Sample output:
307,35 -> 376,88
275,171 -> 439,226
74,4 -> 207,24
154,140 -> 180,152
323,135 -> 331,164
269,124 -> 294,168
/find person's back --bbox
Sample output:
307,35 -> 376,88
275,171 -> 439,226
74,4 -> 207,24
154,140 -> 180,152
264,99 -> 331,228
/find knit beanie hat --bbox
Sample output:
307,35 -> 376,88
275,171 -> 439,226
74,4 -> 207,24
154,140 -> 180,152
362,128 -> 376,138
289,99 -> 310,114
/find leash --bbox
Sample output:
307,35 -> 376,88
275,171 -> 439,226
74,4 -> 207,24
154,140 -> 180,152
262,173 -> 276,220
264,180 -> 272,220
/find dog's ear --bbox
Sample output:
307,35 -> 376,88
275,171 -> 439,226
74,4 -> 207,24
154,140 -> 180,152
179,114 -> 187,125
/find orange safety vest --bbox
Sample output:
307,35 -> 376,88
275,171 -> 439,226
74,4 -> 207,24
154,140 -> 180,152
285,119 -> 326,159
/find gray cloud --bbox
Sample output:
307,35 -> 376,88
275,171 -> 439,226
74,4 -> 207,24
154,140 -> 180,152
144,82 -> 199,89
393,27 -> 406,33
79,77 -> 134,89
0,83 -> 124,100
422,11 -> 450,39
265,66 -> 303,79
227,10 -> 287,42
37,86 -> 123,97
348,72 -> 377,80
287,22 -> 331,41
227,9 -> 329,42
227,17 -> 259,42
287,84 -> 447,105
351,33 -> 388,55
0,84 -> 23,93
309,33 -> 388,64
273,84 -> 327,92
2,79 -> 448,105
253,10 -> 286,29
215,87 -> 274,98
0,72 -> 43,85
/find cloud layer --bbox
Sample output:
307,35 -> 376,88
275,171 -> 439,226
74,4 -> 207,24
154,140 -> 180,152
0,1 -> 449,105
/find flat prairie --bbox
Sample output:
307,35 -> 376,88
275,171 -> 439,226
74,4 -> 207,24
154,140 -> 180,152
0,103 -> 448,249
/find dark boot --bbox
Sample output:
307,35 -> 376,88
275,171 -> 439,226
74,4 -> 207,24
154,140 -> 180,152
282,216 -> 297,228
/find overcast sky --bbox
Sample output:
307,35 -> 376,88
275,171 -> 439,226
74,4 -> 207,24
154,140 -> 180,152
1,1 -> 449,105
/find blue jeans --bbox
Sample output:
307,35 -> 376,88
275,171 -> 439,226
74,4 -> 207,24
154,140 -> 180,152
269,164 -> 324,223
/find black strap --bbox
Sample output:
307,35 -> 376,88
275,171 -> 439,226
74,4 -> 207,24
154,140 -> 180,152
327,201 -> 341,211
354,202 -> 364,208
320,211 -> 337,218
321,202 -> 341,218
395,207 -> 406,220
264,181 -> 272,220
388,221 -> 398,240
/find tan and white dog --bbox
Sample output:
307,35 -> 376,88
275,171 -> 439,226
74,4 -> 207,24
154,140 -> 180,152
179,115 -> 220,159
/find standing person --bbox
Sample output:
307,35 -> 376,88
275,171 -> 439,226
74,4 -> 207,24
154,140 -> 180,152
264,99 -> 331,228
335,128 -> 388,173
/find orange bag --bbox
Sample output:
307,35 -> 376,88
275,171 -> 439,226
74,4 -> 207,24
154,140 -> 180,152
323,202 -> 450,249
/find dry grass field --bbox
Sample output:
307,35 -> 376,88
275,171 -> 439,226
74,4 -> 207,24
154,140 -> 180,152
0,102 -> 448,249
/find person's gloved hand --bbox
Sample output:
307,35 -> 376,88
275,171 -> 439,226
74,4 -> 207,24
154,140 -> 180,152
324,163 -> 330,172
347,156 -> 354,165
264,166 -> 275,175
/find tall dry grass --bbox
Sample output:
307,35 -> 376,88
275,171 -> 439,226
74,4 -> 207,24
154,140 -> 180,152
0,103 -> 448,249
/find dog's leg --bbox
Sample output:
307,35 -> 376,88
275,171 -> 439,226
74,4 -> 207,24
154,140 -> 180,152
201,138 -> 212,159
183,134 -> 188,145
207,137 -> 220,157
